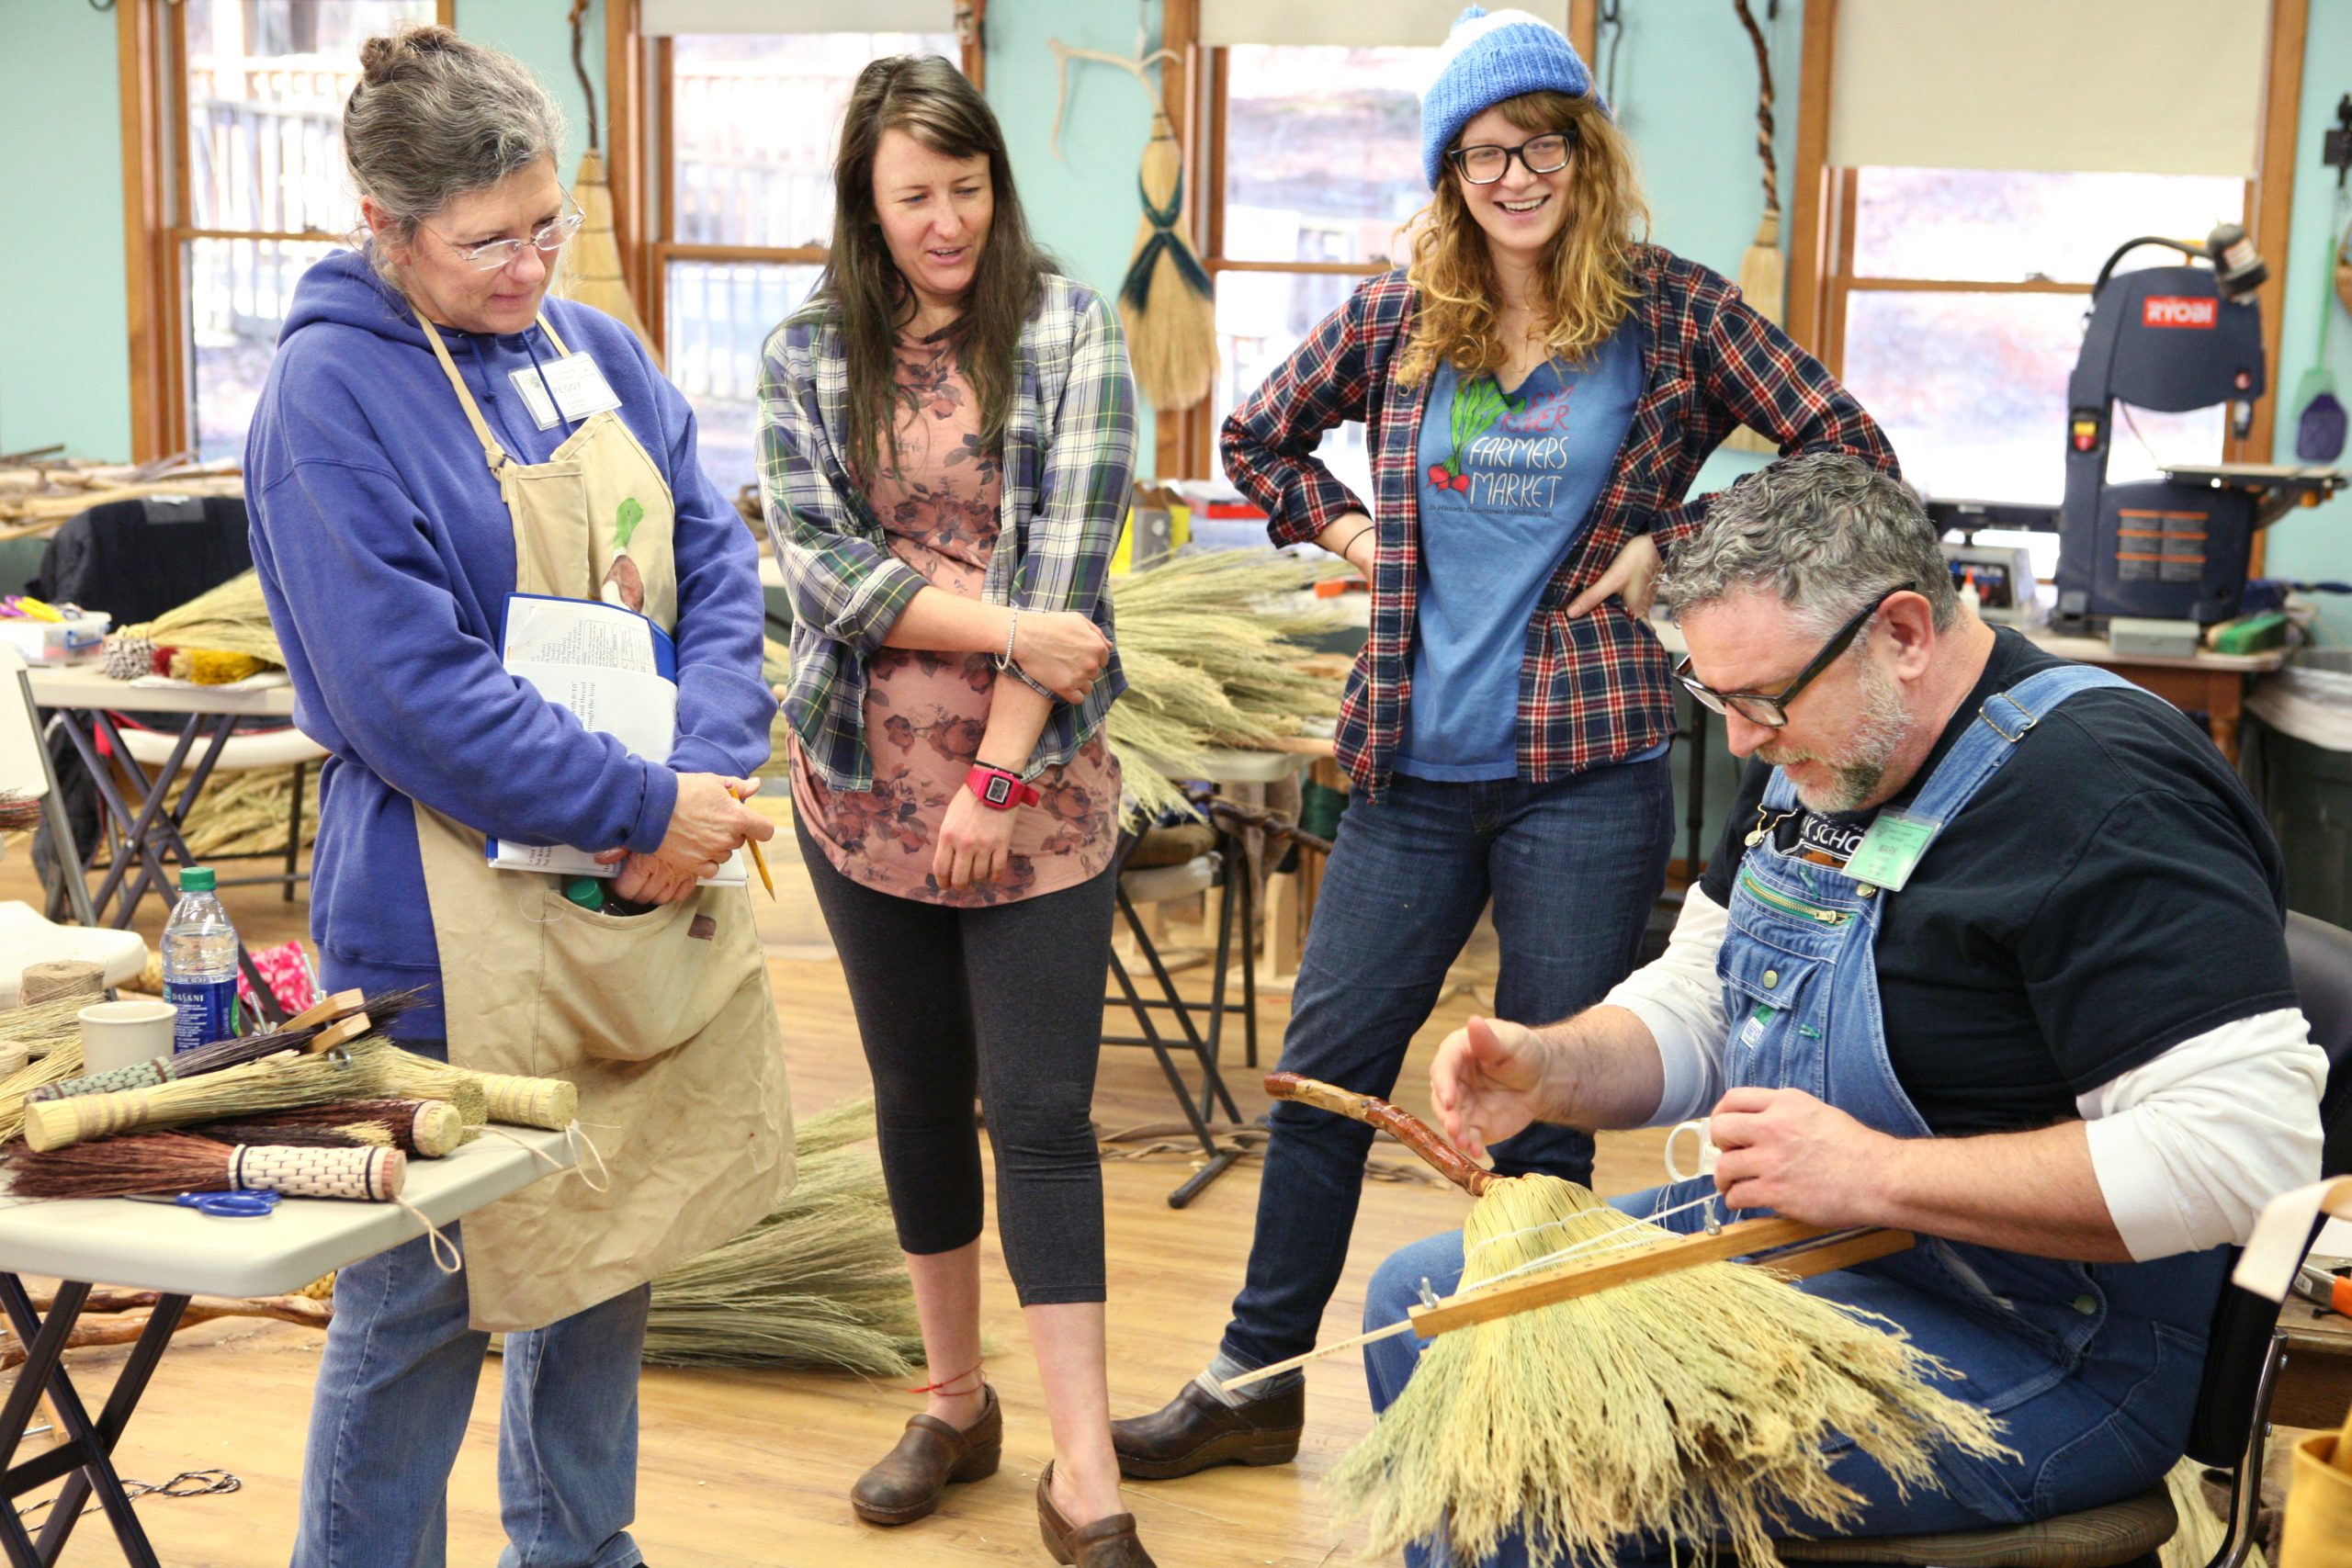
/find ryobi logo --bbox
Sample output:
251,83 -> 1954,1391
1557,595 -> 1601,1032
2142,296 -> 2219,329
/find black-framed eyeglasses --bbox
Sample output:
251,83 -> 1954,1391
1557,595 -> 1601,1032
1447,132 -> 1575,186
1673,585 -> 1910,728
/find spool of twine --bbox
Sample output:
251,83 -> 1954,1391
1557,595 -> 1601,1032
481,1074 -> 578,1130
409,1101 -> 464,1157
18,962 -> 105,1008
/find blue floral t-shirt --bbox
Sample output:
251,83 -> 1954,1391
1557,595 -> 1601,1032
1399,319 -> 1646,780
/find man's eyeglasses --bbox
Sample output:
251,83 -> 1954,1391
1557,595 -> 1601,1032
1447,133 -> 1575,186
1673,585 -> 1910,729
427,204 -> 585,272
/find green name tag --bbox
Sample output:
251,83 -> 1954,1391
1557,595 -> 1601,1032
1843,809 -> 1941,892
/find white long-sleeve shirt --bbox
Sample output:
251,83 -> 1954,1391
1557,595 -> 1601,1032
1606,887 -> 2327,1261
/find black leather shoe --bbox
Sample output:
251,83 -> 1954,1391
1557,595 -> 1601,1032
1110,1377 -> 1304,1480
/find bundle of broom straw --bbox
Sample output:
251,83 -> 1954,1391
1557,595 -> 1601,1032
0,791 -> 36,834
1101,549 -> 1345,818
121,569 -> 283,669
641,1094 -> 923,1371
1280,1077 -> 2009,1568
6,1130 -> 406,1201
22,1041 -> 399,1152
187,1098 -> 466,1158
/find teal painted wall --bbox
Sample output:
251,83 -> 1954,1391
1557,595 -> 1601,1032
0,3 -> 133,459
2258,0 -> 2352,644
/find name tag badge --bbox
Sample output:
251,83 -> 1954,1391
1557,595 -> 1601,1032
508,354 -> 622,431
1842,808 -> 1942,892
543,353 -> 622,421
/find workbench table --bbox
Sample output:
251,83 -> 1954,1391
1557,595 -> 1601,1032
0,1127 -> 571,1568
23,667 -> 304,1020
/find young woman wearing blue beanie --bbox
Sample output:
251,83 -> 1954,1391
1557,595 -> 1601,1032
1112,6 -> 1898,1479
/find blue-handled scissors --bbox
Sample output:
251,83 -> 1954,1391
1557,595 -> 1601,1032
127,1190 -> 280,1218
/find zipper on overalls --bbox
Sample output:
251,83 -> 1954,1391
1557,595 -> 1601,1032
1738,867 -> 1851,926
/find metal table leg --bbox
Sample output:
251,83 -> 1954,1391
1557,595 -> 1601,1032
0,1274 -> 186,1568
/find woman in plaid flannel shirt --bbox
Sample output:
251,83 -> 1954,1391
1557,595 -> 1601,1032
759,56 -> 1156,1566
1112,7 -> 1898,1481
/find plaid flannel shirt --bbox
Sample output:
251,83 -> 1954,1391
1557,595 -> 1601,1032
759,275 -> 1137,790
1223,244 -> 1897,801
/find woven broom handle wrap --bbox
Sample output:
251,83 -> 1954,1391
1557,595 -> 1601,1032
481,1075 -> 578,1130
1262,1073 -> 1494,1196
23,1086 -> 157,1151
408,1101 -> 464,1157
28,1060 -> 169,1103
232,1144 -> 406,1201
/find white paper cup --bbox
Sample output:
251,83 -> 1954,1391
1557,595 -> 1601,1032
78,999 -> 176,1074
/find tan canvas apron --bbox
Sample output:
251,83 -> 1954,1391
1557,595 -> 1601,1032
410,312 -> 793,1332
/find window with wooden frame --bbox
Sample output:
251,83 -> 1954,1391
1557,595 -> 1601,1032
119,0 -> 450,464
608,7 -> 981,501
1783,0 -> 2304,573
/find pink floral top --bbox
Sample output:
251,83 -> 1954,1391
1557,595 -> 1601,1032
790,333 -> 1121,907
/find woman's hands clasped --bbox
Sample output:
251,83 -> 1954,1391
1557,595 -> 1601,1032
594,773 -> 775,905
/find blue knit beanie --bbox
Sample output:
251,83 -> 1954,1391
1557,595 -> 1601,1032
1420,6 -> 1599,188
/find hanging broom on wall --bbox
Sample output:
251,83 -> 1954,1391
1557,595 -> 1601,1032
1725,0 -> 1784,456
1253,1074 -> 2008,1568
1120,113 -> 1218,412
554,0 -> 660,366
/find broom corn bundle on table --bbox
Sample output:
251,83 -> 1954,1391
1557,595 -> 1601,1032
187,1097 -> 467,1158
5,1129 -> 406,1201
21,1041 -> 403,1152
1256,1074 -> 2009,1568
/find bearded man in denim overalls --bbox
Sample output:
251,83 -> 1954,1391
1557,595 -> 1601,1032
1363,452 -> 2327,1568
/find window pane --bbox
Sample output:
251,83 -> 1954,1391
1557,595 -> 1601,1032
1850,168 -> 2246,284
184,0 -> 435,233
1839,290 -> 2223,511
671,34 -> 956,249
1222,45 -> 1435,265
1214,269 -> 1378,501
668,261 -> 824,500
188,236 -> 336,462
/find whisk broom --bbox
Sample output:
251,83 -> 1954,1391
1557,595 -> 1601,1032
379,1048 -> 575,1131
1257,1074 -> 2008,1568
6,1131 -> 404,1201
22,1041 -> 398,1152
187,1098 -> 466,1158
1118,112 -> 1216,412
29,993 -> 402,1102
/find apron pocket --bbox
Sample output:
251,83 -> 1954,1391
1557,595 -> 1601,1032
532,885 -> 742,1062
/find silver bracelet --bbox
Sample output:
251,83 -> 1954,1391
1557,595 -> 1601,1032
995,605 -> 1020,671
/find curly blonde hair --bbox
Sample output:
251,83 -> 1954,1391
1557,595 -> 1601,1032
1396,89 -> 1649,387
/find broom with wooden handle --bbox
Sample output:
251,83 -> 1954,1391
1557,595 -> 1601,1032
1261,1073 -> 2008,1568
1724,0 -> 1784,456
30,999 -> 389,1103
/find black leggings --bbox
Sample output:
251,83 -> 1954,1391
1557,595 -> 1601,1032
795,818 -> 1114,1306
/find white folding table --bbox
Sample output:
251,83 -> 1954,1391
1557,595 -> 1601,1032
0,1128 -> 571,1568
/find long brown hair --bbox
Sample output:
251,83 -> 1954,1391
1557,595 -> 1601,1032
820,55 -> 1054,481
1396,89 -> 1649,387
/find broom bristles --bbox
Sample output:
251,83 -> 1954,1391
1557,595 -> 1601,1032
378,1048 -> 571,1130
22,1042 -> 397,1152
5,1130 -> 404,1201
1329,1173 -> 2011,1568
187,1098 -> 463,1157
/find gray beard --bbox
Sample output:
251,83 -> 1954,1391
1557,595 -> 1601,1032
1782,659 -> 1912,816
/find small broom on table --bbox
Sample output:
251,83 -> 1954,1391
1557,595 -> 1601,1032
30,989 -> 418,1102
5,1131 -> 405,1201
1250,1074 -> 2008,1568
21,1041 -> 400,1152
186,1098 -> 466,1158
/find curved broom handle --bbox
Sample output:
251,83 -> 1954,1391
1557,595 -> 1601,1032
1263,1073 -> 1495,1197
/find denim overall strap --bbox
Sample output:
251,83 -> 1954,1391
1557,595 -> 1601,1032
1891,663 -> 2141,849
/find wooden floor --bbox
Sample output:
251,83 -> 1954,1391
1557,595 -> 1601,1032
0,807 -> 1671,1567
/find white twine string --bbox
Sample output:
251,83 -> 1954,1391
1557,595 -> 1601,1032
392,1195 -> 463,1273
1462,1189 -> 1725,1293
563,1121 -> 611,1192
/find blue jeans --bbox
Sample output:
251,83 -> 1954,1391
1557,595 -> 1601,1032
1220,761 -> 1672,1370
1363,1230 -> 2202,1567
292,1061 -> 651,1568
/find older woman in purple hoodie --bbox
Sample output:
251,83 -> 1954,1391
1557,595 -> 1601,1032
244,27 -> 785,1568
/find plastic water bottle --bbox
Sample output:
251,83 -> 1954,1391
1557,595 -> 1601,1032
163,866 -> 240,1053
